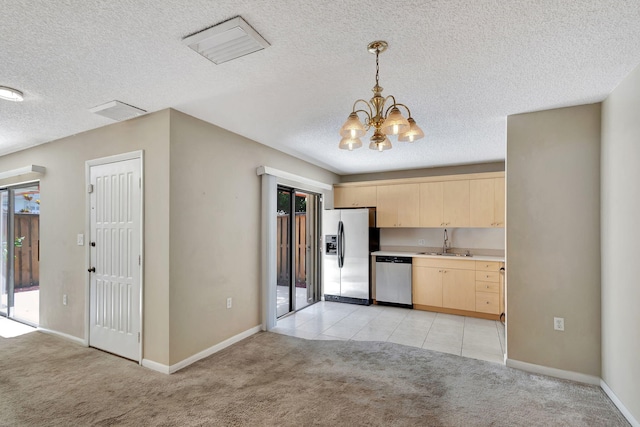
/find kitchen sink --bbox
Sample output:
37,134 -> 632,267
418,252 -> 473,257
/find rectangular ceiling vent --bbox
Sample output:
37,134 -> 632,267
182,16 -> 270,65
89,100 -> 146,122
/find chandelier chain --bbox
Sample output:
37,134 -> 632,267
375,50 -> 380,87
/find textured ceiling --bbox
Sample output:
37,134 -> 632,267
1,1 -> 640,175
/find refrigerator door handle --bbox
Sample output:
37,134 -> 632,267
337,220 -> 344,268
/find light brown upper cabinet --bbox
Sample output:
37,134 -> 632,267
376,184 -> 419,227
419,182 -> 444,227
469,178 -> 505,227
334,186 -> 377,208
442,180 -> 470,227
420,180 -> 470,227
494,177 -> 505,227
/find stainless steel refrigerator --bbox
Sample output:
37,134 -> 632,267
322,209 -> 379,305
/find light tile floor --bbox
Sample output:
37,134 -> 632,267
0,316 -> 36,338
273,301 -> 506,364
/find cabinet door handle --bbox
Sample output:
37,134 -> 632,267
486,301 -> 490,304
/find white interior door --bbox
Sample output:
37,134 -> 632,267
89,157 -> 141,361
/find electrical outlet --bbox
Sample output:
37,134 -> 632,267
418,239 -> 426,246
63,294 -> 68,306
554,317 -> 564,331
226,297 -> 232,309
77,234 -> 84,246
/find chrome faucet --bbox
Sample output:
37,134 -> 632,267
442,229 -> 449,254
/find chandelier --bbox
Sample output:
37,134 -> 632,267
339,40 -> 424,152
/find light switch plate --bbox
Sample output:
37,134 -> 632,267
77,234 -> 84,246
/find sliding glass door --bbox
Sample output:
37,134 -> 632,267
0,190 -> 8,317
0,184 -> 40,326
276,186 -> 320,318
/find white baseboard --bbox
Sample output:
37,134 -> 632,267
505,358 -> 600,385
37,327 -> 86,346
142,358 -> 170,374
600,379 -> 640,427
142,325 -> 261,375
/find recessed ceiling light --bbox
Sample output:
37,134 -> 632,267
183,16 -> 269,65
0,86 -> 24,102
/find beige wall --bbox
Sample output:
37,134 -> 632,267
167,110 -> 338,364
601,65 -> 640,420
0,110 -> 172,365
0,107 -> 338,367
506,104 -> 601,377
340,161 -> 504,182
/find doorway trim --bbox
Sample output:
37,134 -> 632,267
257,166 -> 331,330
0,181 -> 42,326
84,150 -> 144,364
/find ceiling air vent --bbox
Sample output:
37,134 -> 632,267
89,100 -> 146,122
182,16 -> 269,65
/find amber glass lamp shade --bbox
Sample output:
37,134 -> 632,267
398,118 -> 425,142
339,136 -> 363,151
381,106 -> 409,135
339,112 -> 366,138
368,137 -> 392,152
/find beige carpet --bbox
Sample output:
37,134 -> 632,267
0,331 -> 628,426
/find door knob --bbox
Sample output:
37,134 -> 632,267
88,267 -> 96,273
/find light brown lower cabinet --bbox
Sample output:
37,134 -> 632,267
442,269 -> 476,311
412,266 -> 443,307
474,261 -> 502,315
413,258 -> 475,311
476,290 -> 499,314
412,257 -> 504,319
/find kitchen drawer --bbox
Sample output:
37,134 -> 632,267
475,261 -> 501,272
476,271 -> 499,282
413,257 -> 475,270
475,281 -> 499,293
476,292 -> 499,314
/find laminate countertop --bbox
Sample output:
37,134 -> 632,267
371,251 -> 505,263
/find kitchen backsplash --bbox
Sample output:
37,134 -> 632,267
380,227 -> 505,251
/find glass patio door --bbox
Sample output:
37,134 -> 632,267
0,190 -> 8,317
0,184 -> 40,326
276,186 -> 320,318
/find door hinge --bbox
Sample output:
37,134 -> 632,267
138,255 -> 141,266
138,332 -> 140,343
139,178 -> 141,188
87,184 -> 94,193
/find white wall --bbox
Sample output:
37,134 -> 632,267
506,103 -> 602,377
601,64 -> 640,422
380,227 -> 504,251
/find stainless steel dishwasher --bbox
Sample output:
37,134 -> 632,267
375,256 -> 413,308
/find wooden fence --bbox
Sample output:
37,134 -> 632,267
14,213 -> 39,289
277,213 -> 307,288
